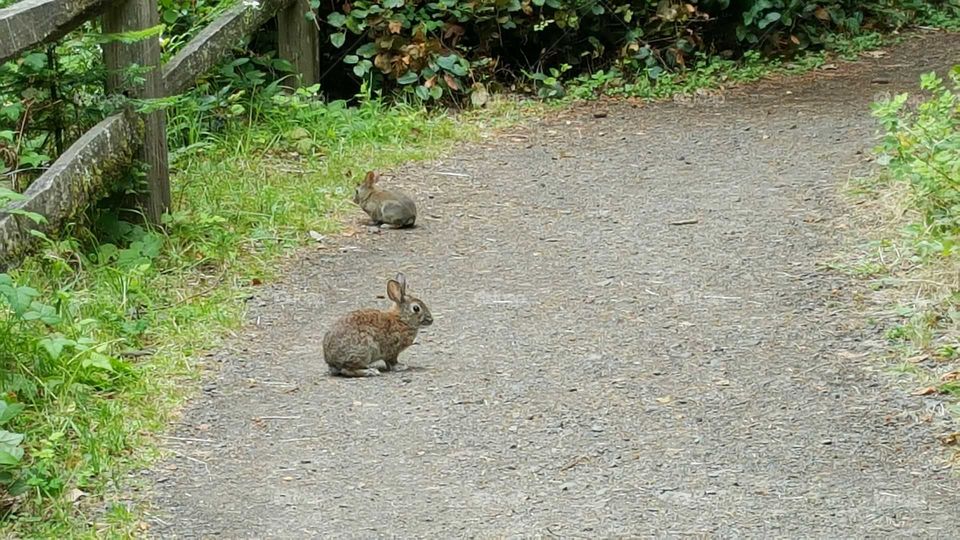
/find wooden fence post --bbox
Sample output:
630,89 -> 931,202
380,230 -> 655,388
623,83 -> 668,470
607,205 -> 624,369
277,0 -> 320,88
102,0 -> 171,223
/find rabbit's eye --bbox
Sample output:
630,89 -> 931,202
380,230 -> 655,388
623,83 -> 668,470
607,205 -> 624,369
412,304 -> 421,313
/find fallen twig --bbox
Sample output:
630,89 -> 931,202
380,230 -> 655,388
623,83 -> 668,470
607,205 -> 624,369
160,435 -> 215,444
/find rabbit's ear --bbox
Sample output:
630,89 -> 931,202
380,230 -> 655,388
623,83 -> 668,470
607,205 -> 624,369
395,273 -> 407,297
387,277 -> 404,304
363,171 -> 378,186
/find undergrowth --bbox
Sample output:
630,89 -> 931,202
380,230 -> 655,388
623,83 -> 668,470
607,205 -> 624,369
315,0 -> 960,103
550,21 -> 958,102
842,65 -> 960,463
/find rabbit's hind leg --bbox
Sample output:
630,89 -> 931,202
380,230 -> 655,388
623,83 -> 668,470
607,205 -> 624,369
335,352 -> 380,377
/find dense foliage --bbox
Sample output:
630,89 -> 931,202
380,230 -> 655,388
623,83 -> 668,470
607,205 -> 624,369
317,0 -> 957,101
874,66 -> 960,245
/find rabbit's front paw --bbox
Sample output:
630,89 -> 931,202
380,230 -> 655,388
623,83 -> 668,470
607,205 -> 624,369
337,367 -> 381,377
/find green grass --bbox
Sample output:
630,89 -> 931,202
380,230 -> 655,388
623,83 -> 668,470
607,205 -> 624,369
565,49 -> 830,101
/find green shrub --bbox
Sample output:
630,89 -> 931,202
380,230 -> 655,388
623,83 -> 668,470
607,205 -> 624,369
873,66 -> 960,241
317,0 -> 957,102
0,268 -> 129,504
0,400 -> 26,497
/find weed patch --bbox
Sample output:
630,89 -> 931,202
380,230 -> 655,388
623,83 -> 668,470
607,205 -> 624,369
843,65 -> 960,463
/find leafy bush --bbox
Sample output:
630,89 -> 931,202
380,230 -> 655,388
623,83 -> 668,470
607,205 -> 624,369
0,266 -> 133,502
317,0 -> 957,102
873,66 -> 960,241
0,400 -> 26,496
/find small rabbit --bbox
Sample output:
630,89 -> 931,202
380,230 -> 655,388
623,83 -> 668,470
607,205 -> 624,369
323,273 -> 433,377
353,171 -> 417,228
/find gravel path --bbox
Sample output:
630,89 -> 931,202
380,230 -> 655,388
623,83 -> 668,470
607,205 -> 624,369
149,33 -> 960,538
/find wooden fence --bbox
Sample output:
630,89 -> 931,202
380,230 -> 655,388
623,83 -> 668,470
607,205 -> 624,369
0,0 -> 320,269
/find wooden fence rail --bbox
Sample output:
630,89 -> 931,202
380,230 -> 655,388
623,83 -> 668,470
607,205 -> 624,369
0,0 -> 116,63
163,0 -> 294,94
0,0 -> 320,270
0,112 -> 139,269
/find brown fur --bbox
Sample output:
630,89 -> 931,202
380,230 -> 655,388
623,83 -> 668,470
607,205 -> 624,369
322,274 -> 432,377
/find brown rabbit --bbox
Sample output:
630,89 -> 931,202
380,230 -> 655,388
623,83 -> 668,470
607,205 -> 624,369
323,273 -> 433,377
353,171 -> 417,228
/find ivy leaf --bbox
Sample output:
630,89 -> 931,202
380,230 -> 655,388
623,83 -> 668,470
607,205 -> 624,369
0,447 -> 23,466
82,352 -> 115,372
21,53 -> 47,71
353,60 -> 372,77
415,85 -> 430,100
9,209 -> 46,225
344,55 -> 360,65
39,335 -> 76,361
383,0 -> 404,7
327,12 -> 347,27
0,430 -> 23,448
272,59 -> 294,72
443,73 -> 460,90
356,43 -> 378,57
0,283 -> 39,315
436,54 -> 459,71
757,11 -> 781,29
735,24 -> 748,42
19,152 -> 51,167
0,429 -> 24,463
450,61 -> 468,77
397,71 -> 419,85
22,301 -> 61,325
330,32 -> 346,48
0,402 -> 23,425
